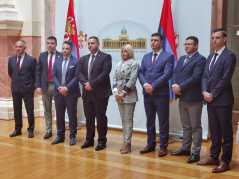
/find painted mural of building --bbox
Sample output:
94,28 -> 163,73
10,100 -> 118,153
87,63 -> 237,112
102,26 -> 147,49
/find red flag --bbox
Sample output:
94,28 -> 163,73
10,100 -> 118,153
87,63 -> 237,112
64,0 -> 80,59
158,0 -> 178,103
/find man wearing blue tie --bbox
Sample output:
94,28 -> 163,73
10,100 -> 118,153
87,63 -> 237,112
51,41 -> 81,146
139,33 -> 174,157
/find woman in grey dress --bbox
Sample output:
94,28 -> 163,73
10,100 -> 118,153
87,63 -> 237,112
113,44 -> 139,154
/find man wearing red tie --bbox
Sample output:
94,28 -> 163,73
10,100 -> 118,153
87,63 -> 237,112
36,36 -> 62,139
8,40 -> 37,138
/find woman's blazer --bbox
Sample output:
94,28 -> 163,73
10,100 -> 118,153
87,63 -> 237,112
113,58 -> 139,103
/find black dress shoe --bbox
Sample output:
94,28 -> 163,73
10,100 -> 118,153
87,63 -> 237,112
81,141 -> 94,149
10,130 -> 22,137
70,138 -> 76,146
51,136 -> 65,145
43,132 -> 52,139
95,143 -> 106,151
187,154 -> 200,163
28,131 -> 34,138
171,149 -> 191,156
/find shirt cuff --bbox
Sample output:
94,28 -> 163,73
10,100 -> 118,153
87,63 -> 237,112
143,83 -> 149,87
113,88 -> 117,92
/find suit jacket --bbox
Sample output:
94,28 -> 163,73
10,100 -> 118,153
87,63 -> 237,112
51,55 -> 81,97
113,58 -> 139,103
8,53 -> 37,93
171,52 -> 206,102
77,50 -> 112,100
138,50 -> 174,96
36,51 -> 62,93
202,48 -> 236,106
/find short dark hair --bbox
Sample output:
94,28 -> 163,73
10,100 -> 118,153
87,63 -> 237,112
212,28 -> 227,37
186,36 -> 198,44
88,36 -> 99,42
47,36 -> 57,44
151,33 -> 164,41
16,40 -> 26,47
63,41 -> 73,49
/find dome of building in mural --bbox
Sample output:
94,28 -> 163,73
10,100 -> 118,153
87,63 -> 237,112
121,26 -> 127,35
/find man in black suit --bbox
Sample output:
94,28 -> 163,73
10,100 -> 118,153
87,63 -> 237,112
51,41 -> 81,146
8,40 -> 37,138
197,29 -> 236,173
36,36 -> 62,139
77,36 -> 112,151
171,36 -> 206,163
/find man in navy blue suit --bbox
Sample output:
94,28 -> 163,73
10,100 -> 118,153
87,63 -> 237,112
171,36 -> 206,163
197,29 -> 236,173
8,40 -> 37,138
139,33 -> 174,157
51,41 -> 81,146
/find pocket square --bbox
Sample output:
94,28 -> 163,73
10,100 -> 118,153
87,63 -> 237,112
69,66 -> 74,68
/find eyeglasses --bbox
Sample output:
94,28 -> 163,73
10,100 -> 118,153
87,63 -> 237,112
183,43 -> 195,46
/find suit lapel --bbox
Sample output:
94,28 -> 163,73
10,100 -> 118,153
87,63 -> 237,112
19,53 -> 28,73
13,55 -> 18,72
66,56 -> 73,76
150,51 -> 165,70
91,51 -> 101,72
209,48 -> 227,76
180,52 -> 199,71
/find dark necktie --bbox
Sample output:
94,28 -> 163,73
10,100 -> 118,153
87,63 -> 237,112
152,53 -> 157,65
88,54 -> 95,81
17,56 -> 21,71
48,52 -> 53,81
183,56 -> 189,66
210,53 -> 218,73
62,58 -> 67,86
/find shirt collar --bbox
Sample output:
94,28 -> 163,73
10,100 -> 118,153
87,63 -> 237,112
153,48 -> 163,55
186,51 -> 198,59
63,55 -> 71,61
48,50 -> 56,54
91,50 -> 99,57
215,46 -> 225,56
18,53 -> 25,58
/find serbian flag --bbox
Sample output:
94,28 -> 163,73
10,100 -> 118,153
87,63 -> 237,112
64,0 -> 80,59
158,0 -> 178,103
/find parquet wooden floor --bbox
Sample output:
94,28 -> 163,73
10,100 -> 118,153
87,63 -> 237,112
0,117 -> 238,179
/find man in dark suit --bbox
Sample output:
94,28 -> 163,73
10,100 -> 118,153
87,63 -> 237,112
77,36 -> 112,151
138,33 -> 174,157
51,41 -> 81,146
8,40 -> 37,138
197,29 -> 236,173
36,36 -> 62,139
171,36 -> 206,163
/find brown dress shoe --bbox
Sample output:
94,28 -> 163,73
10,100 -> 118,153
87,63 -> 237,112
121,143 -> 131,154
140,145 -> 155,154
197,157 -> 219,165
158,147 -> 168,157
212,162 -> 230,173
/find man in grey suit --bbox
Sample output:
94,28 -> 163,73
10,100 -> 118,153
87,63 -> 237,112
36,36 -> 62,139
8,40 -> 37,138
171,36 -> 206,163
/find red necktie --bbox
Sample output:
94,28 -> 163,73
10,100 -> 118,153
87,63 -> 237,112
48,52 -> 53,81
17,56 -> 21,71
152,53 -> 157,65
